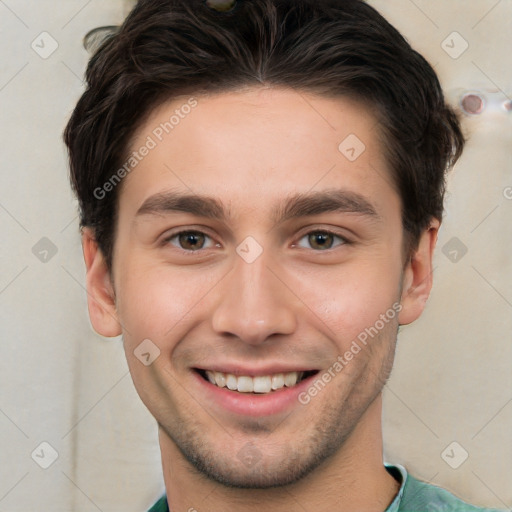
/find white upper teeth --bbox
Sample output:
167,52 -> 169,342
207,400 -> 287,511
204,370 -> 304,393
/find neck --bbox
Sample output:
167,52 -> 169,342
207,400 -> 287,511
158,395 -> 400,512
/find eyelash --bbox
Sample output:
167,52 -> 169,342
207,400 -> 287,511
161,228 -> 352,253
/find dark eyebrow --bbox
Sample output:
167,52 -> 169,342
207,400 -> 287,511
135,188 -> 381,224
136,191 -> 227,221
274,188 -> 381,224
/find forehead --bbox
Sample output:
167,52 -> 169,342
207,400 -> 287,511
119,86 -> 397,221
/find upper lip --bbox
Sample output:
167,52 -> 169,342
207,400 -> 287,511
194,364 -> 318,377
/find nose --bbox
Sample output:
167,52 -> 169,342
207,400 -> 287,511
211,250 -> 297,345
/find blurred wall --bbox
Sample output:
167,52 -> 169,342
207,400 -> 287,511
0,1 -> 510,510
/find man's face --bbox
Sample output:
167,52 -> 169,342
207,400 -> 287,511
86,87 -> 432,488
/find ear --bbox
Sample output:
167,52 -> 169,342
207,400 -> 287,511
398,218 -> 440,326
81,227 -> 122,337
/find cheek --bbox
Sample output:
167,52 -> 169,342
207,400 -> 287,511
292,257 -> 401,345
114,261 -> 207,347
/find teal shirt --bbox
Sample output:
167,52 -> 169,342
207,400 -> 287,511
148,464 -> 505,511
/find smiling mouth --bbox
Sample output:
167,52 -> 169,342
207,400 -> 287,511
195,369 -> 319,394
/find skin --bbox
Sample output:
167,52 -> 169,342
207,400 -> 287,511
82,86 -> 439,512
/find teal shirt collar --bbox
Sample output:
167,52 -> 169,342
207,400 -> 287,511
384,463 -> 408,512
149,463 -> 409,512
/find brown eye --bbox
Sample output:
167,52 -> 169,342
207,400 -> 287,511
164,231 -> 214,251
308,232 -> 334,250
178,231 -> 206,250
296,230 -> 349,251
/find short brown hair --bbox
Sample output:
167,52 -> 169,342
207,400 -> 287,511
63,0 -> 465,272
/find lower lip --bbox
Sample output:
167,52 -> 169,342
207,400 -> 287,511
192,370 -> 319,417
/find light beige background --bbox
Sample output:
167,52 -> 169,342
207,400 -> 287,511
0,1 -> 510,511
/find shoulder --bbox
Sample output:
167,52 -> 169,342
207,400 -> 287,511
400,472 -> 505,512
